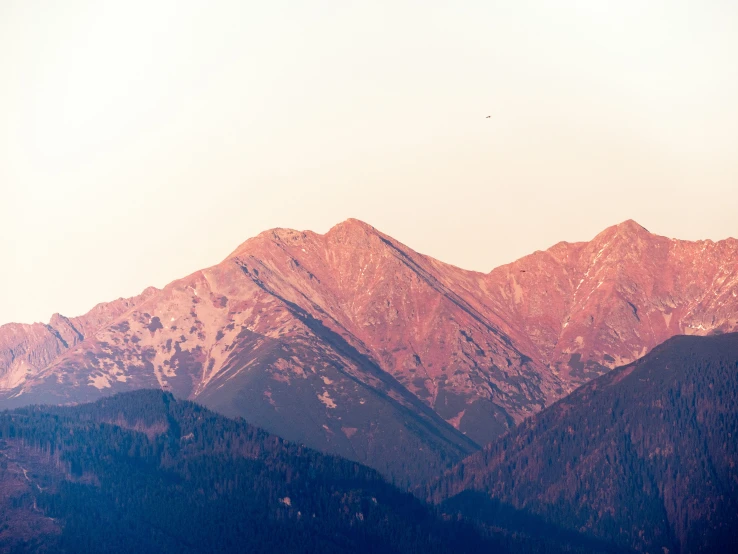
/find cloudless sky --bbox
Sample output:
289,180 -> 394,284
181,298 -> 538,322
1,0 -> 737,325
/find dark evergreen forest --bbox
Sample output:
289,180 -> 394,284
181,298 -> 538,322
427,334 -> 738,553
0,390 -> 615,553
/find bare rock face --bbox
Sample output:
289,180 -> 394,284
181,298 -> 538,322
0,323 -> 67,390
0,219 -> 736,484
484,220 -> 738,389
48,314 -> 84,349
222,219 -> 558,446
0,290 -> 157,392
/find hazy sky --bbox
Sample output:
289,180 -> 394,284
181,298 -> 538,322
2,0 -> 737,326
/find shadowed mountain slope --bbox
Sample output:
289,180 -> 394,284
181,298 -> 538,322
0,390 -> 618,553
427,333 -> 738,553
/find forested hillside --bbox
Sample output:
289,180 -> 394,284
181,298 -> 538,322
427,333 -> 738,553
0,390 -> 613,553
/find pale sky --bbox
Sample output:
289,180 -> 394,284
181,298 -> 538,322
1,0 -> 737,326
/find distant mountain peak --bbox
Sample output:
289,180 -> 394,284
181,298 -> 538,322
325,217 -> 384,243
329,217 -> 376,232
227,218 -> 383,260
594,219 -> 653,243
615,218 -> 649,232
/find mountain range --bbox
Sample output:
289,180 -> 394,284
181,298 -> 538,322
2,219 -> 737,484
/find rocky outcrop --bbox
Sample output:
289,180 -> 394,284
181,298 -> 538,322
0,289 -> 157,392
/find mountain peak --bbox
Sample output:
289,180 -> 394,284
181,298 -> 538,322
227,219 -> 382,260
589,219 -> 654,246
611,219 -> 651,236
326,218 -> 378,235
323,218 -> 385,247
